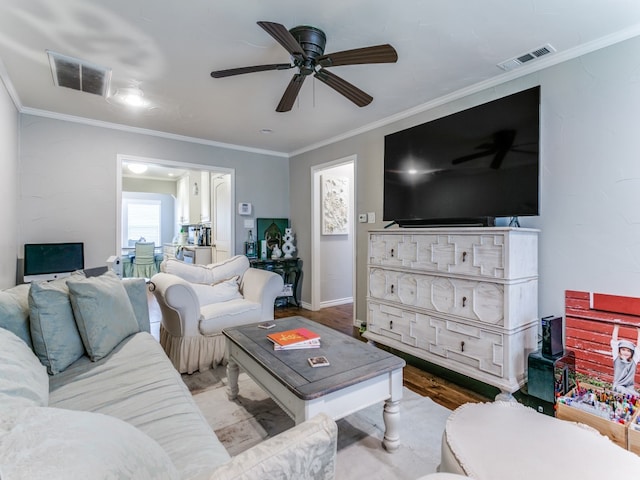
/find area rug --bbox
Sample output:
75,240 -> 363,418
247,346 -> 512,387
183,367 -> 451,480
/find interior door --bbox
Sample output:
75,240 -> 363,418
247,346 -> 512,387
212,174 -> 231,262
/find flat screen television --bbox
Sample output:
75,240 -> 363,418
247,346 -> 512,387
383,86 -> 540,227
23,242 -> 85,282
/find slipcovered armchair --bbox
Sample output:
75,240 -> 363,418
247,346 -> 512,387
150,256 -> 284,374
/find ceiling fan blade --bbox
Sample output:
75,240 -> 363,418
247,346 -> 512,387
314,69 -> 372,107
210,63 -> 293,78
318,44 -> 398,67
276,74 -> 306,112
257,21 -> 307,60
451,149 -> 496,165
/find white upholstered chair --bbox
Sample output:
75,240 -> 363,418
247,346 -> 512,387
150,256 -> 284,374
131,242 -> 158,278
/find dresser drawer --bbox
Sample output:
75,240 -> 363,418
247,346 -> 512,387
367,302 -> 504,378
369,229 -> 537,281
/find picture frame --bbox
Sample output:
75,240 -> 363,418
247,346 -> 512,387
256,218 -> 289,253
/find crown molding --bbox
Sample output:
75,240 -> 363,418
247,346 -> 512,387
19,106 -> 289,158
4,23 -> 640,159
289,24 -> 640,157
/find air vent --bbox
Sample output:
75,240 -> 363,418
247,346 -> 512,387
497,43 -> 556,71
47,50 -> 111,97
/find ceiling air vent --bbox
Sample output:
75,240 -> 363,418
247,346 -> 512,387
47,50 -> 111,97
497,43 -> 556,71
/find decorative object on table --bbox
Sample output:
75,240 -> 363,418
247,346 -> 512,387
282,228 -> 296,258
244,229 -> 256,258
308,356 -> 330,368
256,218 -> 289,256
321,175 -> 349,235
271,244 -> 282,259
267,327 -> 320,350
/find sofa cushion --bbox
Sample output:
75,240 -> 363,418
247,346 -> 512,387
162,255 -> 249,285
191,276 -> 242,305
67,271 -> 140,361
199,299 -> 262,335
28,275 -> 86,375
49,332 -> 231,479
0,327 -> 48,409
0,284 -> 31,348
0,406 -> 179,480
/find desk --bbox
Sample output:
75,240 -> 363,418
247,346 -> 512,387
249,257 -> 302,307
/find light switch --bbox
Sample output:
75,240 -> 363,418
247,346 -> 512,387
367,212 -> 376,223
244,219 -> 254,229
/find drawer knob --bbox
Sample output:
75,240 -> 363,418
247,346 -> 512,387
389,320 -> 393,330
462,296 -> 467,307
461,341 -> 465,352
462,251 -> 467,262
390,248 -> 395,258
390,284 -> 395,294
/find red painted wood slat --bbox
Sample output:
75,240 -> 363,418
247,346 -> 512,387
565,290 -> 640,386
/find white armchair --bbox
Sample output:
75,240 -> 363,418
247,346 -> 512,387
150,256 -> 284,374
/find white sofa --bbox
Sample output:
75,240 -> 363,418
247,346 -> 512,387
150,256 -> 284,374
0,272 -> 337,480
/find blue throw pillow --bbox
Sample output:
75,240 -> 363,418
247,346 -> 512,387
28,275 -> 87,375
121,278 -> 151,333
67,271 -> 140,361
0,284 -> 32,348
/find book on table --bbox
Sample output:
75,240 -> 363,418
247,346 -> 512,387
267,327 -> 321,350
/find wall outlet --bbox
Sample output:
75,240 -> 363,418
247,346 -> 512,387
358,213 -> 368,223
367,212 -> 375,223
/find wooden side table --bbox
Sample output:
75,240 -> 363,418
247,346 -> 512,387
249,257 -> 303,307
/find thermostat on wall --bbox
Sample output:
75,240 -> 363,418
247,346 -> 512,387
238,202 -> 252,215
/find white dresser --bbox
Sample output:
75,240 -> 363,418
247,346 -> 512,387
363,227 -> 539,395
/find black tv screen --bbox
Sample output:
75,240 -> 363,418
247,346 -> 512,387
23,242 -> 84,282
383,86 -> 540,226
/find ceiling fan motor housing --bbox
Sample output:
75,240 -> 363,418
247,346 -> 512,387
289,26 -> 326,74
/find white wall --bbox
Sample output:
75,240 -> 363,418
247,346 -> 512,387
19,115 -> 289,271
0,76 -> 19,288
319,162 -> 353,304
290,35 -> 640,324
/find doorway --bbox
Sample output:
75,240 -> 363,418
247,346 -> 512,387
116,154 -> 234,260
310,155 -> 356,325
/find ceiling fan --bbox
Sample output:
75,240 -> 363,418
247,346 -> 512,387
210,21 -> 398,112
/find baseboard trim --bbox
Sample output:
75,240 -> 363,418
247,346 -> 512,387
319,297 -> 353,309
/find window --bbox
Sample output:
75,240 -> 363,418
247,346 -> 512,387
122,199 -> 161,246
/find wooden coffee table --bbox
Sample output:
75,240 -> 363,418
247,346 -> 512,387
222,316 -> 406,451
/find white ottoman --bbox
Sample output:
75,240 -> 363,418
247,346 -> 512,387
439,401 -> 640,479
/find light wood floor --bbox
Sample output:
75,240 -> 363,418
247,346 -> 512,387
148,294 -> 490,411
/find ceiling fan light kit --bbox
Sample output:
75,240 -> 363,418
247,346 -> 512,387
210,21 -> 397,112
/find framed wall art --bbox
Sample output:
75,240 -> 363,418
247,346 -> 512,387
256,218 -> 289,251
321,174 -> 349,235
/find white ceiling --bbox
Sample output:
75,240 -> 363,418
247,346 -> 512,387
1,0 -> 640,156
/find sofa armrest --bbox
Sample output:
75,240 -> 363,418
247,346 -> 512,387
149,272 -> 202,337
240,268 -> 284,320
210,413 -> 337,480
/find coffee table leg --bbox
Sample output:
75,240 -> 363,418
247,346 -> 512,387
226,359 -> 239,400
382,399 -> 401,452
